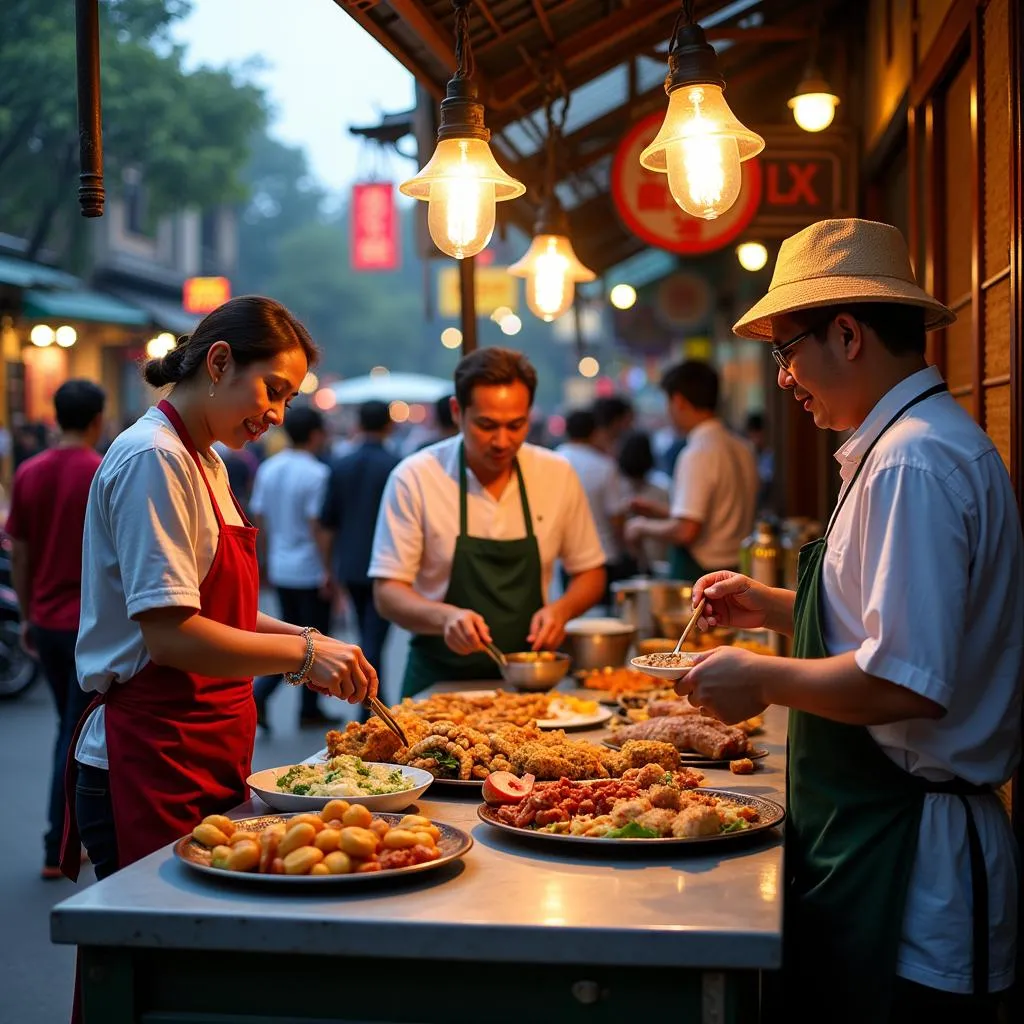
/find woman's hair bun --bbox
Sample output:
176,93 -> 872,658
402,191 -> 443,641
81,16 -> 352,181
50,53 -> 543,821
142,340 -> 188,389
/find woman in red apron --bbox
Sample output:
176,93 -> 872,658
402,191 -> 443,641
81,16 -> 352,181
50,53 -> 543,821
61,295 -> 378,883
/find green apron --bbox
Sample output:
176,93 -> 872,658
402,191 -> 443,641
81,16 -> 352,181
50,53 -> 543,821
668,543 -> 706,584
401,445 -> 544,697
786,381 -> 992,1020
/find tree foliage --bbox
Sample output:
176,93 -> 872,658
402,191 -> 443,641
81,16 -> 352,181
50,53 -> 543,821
0,0 -> 265,262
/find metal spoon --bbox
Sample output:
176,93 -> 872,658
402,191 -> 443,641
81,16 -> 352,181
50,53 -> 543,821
672,597 -> 706,655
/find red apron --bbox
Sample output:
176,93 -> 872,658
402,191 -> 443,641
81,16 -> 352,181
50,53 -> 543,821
61,398 -> 259,880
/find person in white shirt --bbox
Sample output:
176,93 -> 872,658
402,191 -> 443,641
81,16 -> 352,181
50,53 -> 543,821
371,347 -> 606,696
556,408 -> 628,586
624,360 -> 758,582
250,406 -> 333,728
678,219 -> 1023,1023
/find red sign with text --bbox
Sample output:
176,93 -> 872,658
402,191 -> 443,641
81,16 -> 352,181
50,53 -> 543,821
351,182 -> 399,271
183,276 -> 231,314
611,111 -> 762,255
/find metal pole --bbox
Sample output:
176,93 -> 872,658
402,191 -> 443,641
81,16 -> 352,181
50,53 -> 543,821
459,255 -> 478,354
75,0 -> 105,217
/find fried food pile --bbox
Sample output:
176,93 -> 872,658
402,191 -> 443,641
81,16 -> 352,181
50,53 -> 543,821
492,762 -> 758,840
325,714 -> 683,782
609,714 -> 752,761
577,666 -> 659,693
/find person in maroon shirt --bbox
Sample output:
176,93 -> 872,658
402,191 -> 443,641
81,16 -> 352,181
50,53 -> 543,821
5,379 -> 105,877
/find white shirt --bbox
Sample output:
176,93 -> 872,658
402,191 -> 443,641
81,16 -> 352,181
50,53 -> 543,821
669,418 -> 759,568
369,436 -> 605,601
75,406 -> 244,769
555,441 -> 626,561
249,448 -> 329,588
821,365 -> 1024,993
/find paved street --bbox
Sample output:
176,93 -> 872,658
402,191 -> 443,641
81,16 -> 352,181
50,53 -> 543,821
0,599 -> 409,1024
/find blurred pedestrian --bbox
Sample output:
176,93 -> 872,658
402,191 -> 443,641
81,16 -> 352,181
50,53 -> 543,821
319,401 -> 399,687
250,406 -> 333,729
591,395 -> 634,456
4,380 -> 105,878
745,411 -> 775,511
556,408 -> 629,591
617,430 -> 672,570
625,361 -> 758,581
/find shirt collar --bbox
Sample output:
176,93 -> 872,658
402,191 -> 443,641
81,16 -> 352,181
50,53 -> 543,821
686,417 -> 721,441
834,365 -> 944,470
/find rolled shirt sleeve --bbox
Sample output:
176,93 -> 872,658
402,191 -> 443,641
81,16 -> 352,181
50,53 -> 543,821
558,463 -> 607,576
852,464 -> 972,709
368,468 -> 424,585
106,449 -> 204,618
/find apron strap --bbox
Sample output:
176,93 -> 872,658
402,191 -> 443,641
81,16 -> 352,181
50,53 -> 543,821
458,443 -> 534,539
157,399 -> 240,529
959,794 -> 990,996
824,382 -> 947,541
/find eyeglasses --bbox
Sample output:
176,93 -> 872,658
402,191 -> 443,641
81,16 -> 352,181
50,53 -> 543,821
770,317 -> 834,371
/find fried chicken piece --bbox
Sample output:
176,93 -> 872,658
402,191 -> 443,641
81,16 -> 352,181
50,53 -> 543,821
599,749 -> 628,778
648,784 -> 683,811
635,808 -> 678,836
619,740 -> 681,772
609,798 -> 652,827
670,804 -> 722,838
325,722 -> 403,763
634,762 -> 672,788
730,758 -> 756,775
511,740 -> 608,780
611,715 -> 748,760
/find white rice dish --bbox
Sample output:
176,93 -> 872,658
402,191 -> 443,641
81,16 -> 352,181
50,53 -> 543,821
275,756 -> 414,797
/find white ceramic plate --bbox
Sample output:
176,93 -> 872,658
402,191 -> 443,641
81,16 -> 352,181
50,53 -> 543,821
536,702 -> 613,730
629,655 -> 698,681
247,762 -> 433,813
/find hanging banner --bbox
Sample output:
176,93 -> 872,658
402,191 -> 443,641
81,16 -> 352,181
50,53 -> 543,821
611,111 -> 762,255
351,182 -> 399,271
183,276 -> 231,314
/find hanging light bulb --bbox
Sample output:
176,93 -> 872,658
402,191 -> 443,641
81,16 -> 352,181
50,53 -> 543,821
399,0 -> 524,259
509,86 -> 595,322
640,1 -> 764,220
509,205 -> 596,322
788,70 -> 839,132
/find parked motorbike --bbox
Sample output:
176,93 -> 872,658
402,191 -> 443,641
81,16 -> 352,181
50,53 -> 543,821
0,537 -> 41,700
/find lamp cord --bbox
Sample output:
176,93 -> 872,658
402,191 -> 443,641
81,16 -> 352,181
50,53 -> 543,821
670,0 -> 697,49
452,0 -> 475,80
542,67 -> 571,204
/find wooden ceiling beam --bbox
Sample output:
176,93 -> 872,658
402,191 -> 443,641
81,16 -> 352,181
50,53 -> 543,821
385,0 -> 458,74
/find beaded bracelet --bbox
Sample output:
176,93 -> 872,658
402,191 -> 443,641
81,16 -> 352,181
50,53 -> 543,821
284,626 -> 321,686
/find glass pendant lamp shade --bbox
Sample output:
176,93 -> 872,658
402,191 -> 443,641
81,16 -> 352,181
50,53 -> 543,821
640,83 -> 763,221
509,233 -> 596,322
788,71 -> 839,132
400,138 -> 525,259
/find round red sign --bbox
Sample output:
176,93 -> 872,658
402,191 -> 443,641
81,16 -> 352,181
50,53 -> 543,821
611,110 -> 763,255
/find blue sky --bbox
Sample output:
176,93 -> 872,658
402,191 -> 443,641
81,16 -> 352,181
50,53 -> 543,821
172,0 -> 418,194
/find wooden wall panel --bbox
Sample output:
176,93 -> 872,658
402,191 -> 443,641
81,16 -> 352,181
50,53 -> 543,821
984,384 -> 1013,469
985,277 -> 1012,378
943,61 -> 975,303
983,0 -> 1012,279
918,0 -> 959,60
945,310 -> 975,389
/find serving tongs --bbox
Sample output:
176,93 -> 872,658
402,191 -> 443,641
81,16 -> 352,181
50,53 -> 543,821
364,694 -> 409,748
482,641 -> 509,676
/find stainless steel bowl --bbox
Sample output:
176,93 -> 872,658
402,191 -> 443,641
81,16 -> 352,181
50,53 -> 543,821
611,578 -> 693,639
500,652 -> 572,691
562,618 -> 637,671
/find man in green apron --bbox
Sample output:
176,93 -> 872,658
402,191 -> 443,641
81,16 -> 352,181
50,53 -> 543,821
370,348 -> 607,697
624,360 -> 758,581
675,219 -> 1022,1022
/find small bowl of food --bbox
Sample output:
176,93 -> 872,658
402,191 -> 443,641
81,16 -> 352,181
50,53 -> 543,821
629,651 -> 700,681
501,650 -> 572,691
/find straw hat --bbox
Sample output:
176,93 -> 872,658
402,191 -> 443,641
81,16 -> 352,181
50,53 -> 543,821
732,218 -> 956,340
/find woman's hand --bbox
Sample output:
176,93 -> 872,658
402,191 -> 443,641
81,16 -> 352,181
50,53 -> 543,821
693,571 -> 773,630
306,636 -> 378,704
675,647 -> 768,725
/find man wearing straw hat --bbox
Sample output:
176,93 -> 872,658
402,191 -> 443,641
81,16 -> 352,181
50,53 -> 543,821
676,219 -> 1023,1021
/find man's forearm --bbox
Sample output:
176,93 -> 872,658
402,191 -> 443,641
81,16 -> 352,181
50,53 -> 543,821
316,526 -> 335,580
763,587 -> 796,637
374,580 -> 456,635
553,566 -> 606,620
758,650 -> 944,725
256,612 -> 305,636
636,516 -> 700,547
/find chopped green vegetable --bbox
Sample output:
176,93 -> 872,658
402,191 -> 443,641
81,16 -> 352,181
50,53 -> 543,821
722,820 -> 750,833
604,822 -> 660,840
424,748 -> 460,777
291,784 -> 311,796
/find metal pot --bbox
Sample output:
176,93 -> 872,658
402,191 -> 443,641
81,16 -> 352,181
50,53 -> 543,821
611,577 -> 693,639
562,618 -> 637,671
500,652 -> 572,691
